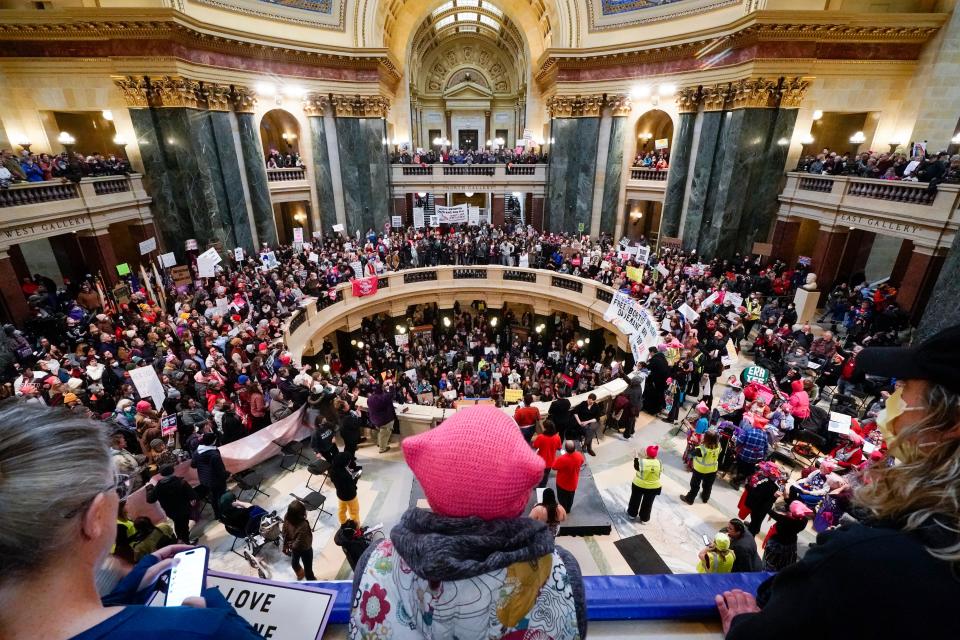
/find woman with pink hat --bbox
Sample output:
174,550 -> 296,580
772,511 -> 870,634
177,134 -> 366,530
760,500 -> 812,572
349,406 -> 586,639
627,445 -> 663,523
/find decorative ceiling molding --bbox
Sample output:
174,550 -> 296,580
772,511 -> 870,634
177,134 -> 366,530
674,76 -> 812,113
191,0 -> 346,30
112,74 -> 261,112
329,94 -> 390,118
590,0 -> 740,32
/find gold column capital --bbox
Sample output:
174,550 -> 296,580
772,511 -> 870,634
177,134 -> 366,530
700,83 -> 731,112
778,77 -> 812,109
329,95 -> 390,118
606,94 -> 632,117
113,76 -> 150,108
728,77 -> 779,109
675,86 -> 701,113
546,95 -> 606,118
149,76 -> 202,109
200,82 -> 232,112
302,94 -> 327,117
230,85 -> 257,113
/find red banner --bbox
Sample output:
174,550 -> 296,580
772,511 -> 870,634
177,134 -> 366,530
352,276 -> 379,297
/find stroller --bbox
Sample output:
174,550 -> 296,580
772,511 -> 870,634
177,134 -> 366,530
334,521 -> 384,571
239,511 -> 282,579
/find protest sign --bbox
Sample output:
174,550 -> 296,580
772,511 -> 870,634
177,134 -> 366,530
413,207 -> 425,229
626,266 -> 644,282
116,263 -> 131,276
197,247 -> 221,278
160,414 -> 178,437
656,263 -> 670,278
504,388 -> 523,404
436,204 -> 468,224
404,368 -> 418,383
352,276 -> 378,297
392,216 -> 403,228
395,333 -> 409,347
332,224 -> 345,233
129,365 -> 166,404
138,237 -> 157,255
604,292 -> 660,353
827,411 -> 853,435
678,303 -> 699,323
234,247 -> 244,262
159,252 -> 177,268
468,207 -> 480,226
293,228 -> 304,243
698,291 -> 719,311
429,215 -> 439,228
635,245 -> 651,265
170,265 -> 192,287
725,292 -> 743,308
260,252 -> 279,270
518,253 -> 529,268
307,252 -> 319,263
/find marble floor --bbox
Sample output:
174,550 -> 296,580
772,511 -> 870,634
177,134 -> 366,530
196,353 -> 815,585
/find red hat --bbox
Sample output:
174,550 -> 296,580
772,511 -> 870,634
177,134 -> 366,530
136,400 -> 152,413
258,342 -> 268,352
646,445 -> 659,458
279,354 -> 292,365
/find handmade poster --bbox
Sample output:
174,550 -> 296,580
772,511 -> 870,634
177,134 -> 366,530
234,247 -> 244,262
504,388 -> 523,403
392,216 -> 403,228
395,333 -> 409,347
293,228 -> 304,243
827,411 -> 853,435
678,303 -> 699,323
626,266 -> 644,282
116,263 -> 131,276
159,252 -> 177,268
656,263 -> 670,278
436,204 -> 468,224
160,414 -> 178,437
129,365 -> 166,404
413,207 -> 425,229
725,292 -> 743,308
170,265 -> 192,286
308,252 -> 320,263
698,292 -> 719,311
260,252 -> 279,270
138,237 -> 157,255
429,215 -> 439,228
635,245 -> 651,265
332,224 -> 345,233
404,368 -> 417,383
468,207 -> 480,226
197,248 -> 221,278
349,261 -> 363,277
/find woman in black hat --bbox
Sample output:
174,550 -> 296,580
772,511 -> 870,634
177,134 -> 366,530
716,325 -> 960,638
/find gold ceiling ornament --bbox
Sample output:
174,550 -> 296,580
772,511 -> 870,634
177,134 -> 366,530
230,85 -> 257,113
200,82 -> 232,112
675,86 -> 701,113
546,95 -> 607,118
149,76 -> 202,109
606,94 -> 633,117
727,77 -> 779,110
777,77 -> 812,109
329,95 -> 390,118
113,76 -> 151,108
302,94 -> 328,117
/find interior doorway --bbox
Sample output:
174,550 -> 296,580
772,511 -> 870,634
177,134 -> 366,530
458,129 -> 478,151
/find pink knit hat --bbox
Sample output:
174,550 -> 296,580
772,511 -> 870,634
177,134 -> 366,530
402,406 -> 544,520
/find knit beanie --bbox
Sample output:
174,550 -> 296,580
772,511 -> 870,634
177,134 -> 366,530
402,405 -> 544,520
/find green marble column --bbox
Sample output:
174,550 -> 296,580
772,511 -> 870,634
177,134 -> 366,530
918,234 -> 960,340
660,111 -> 697,238
335,117 -> 390,232
547,117 -> 601,233
680,110 -> 724,252
307,115 -> 338,233
598,116 -> 627,236
236,112 -> 277,247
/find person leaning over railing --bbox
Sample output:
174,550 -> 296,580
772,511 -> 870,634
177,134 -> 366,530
0,401 -> 261,640
716,326 -> 960,638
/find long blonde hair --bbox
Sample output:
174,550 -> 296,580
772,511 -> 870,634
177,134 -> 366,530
856,383 -> 960,563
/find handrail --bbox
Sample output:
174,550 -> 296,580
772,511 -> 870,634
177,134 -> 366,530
266,167 -> 306,181
629,168 -> 669,181
0,174 -> 145,209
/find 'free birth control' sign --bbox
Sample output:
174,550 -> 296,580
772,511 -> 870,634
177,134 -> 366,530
207,570 -> 337,639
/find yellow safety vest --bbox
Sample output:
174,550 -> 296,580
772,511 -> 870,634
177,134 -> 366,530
697,550 -> 735,574
633,457 -> 662,489
746,299 -> 761,320
692,444 -> 721,474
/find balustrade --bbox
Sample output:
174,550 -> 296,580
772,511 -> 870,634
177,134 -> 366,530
91,178 -> 131,195
847,179 -> 935,205
453,268 -> 488,279
629,168 -> 668,181
442,166 -> 496,176
552,275 -> 583,293
0,180 -> 80,208
797,176 -> 834,193
266,167 -> 306,182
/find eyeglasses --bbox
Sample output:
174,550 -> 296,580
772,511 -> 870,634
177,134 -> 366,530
63,473 -> 133,519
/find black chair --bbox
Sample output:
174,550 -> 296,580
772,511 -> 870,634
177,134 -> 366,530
306,458 -> 331,492
289,491 -> 331,531
233,469 -> 269,502
275,438 -> 309,472
224,520 -> 261,558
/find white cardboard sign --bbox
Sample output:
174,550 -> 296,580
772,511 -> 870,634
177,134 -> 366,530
128,365 -> 166,404
138,237 -> 157,255
207,570 -> 336,640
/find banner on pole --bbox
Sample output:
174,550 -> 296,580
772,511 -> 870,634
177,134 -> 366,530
413,207 -> 425,229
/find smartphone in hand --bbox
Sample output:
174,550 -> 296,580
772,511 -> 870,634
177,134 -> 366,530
165,547 -> 209,607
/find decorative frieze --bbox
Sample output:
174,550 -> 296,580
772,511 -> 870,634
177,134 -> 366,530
329,95 -> 390,118
546,94 -> 607,118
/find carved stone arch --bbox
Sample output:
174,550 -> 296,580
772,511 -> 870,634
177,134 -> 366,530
446,67 -> 490,90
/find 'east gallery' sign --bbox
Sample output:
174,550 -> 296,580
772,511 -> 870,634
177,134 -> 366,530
837,213 -> 921,237
0,214 -> 90,241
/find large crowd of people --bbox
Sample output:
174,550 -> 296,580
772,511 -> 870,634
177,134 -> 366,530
796,146 -> 960,187
391,147 -> 548,165
0,216 -> 956,638
0,148 -> 131,187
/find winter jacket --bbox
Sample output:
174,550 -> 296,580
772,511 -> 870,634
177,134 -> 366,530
787,380 -> 810,419
350,508 -> 586,639
191,445 -> 229,493
366,390 -> 396,428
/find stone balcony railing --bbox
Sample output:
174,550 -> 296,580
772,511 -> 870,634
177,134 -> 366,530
266,167 -> 310,203
389,163 -> 548,194
266,167 -> 306,182
778,172 -> 960,250
624,167 -> 669,203
0,174 -> 153,246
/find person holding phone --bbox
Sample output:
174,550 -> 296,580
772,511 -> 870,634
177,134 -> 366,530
0,402 -> 261,640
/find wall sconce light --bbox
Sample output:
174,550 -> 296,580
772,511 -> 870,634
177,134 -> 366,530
356,340 -> 364,349
638,132 -> 653,142
812,110 -> 823,121
102,110 -> 114,121
576,339 -> 584,348
322,363 -> 331,373
800,134 -> 814,145
417,192 -> 427,198
495,137 -> 505,146
777,137 -> 790,146
281,132 -> 297,142
490,317 -> 498,327
485,139 -> 492,146
443,317 -> 451,327
13,136 -> 31,152
58,131 -> 76,146
849,131 -> 866,144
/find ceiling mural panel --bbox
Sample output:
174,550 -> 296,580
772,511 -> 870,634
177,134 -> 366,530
600,0 -> 690,14
589,0 -> 740,31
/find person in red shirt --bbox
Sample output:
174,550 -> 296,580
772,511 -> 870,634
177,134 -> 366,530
532,420 -> 562,488
514,394 -> 541,443
552,440 -> 585,514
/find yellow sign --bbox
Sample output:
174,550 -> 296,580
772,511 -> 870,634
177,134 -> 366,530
627,266 -> 644,282
504,388 -> 524,404
655,138 -> 669,150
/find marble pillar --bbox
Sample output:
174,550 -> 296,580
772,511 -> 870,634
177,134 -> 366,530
307,116 -> 339,233
598,116 -> 627,236
0,254 -> 29,324
236,112 -> 277,247
530,196 -> 545,231
680,111 -> 723,252
129,108 -> 195,255
898,246 -> 945,323
78,230 -> 120,286
771,219 -> 801,264
546,117 -> 600,233
810,227 -> 850,294
918,234 -> 960,340
204,110 -> 247,249
492,196 -> 505,226
49,233 -> 88,283
660,111 -> 696,238
335,118 -> 390,232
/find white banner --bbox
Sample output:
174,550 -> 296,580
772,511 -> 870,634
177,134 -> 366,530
604,292 -> 660,354
293,228 -> 304,243
395,333 -> 409,347
392,215 -> 403,228
468,206 -> 480,226
197,247 -> 221,278
413,207 -> 425,229
159,252 -> 177,268
436,203 -> 468,224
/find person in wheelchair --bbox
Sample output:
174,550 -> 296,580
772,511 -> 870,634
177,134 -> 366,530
218,491 -> 268,537
788,458 -> 837,506
716,377 -> 745,424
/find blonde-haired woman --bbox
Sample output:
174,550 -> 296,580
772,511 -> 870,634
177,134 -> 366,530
716,325 -> 960,638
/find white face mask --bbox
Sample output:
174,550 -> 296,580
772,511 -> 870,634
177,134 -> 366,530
875,386 -> 928,462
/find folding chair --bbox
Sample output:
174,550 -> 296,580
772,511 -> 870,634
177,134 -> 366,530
275,438 -> 309,472
289,491 -> 332,531
233,469 -> 269,502
305,458 -> 331,492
